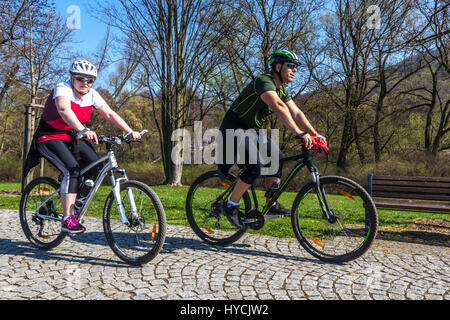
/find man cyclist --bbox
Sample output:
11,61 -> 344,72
32,59 -> 141,234
218,50 -> 327,229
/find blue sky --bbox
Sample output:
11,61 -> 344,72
55,0 -> 109,53
54,0 -> 113,86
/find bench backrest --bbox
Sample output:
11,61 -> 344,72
369,175 -> 450,201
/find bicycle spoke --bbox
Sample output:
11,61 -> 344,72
20,177 -> 66,250
292,176 -> 377,263
103,181 -> 166,265
186,171 -> 249,246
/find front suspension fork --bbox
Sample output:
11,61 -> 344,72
110,169 -> 138,226
309,166 -> 334,221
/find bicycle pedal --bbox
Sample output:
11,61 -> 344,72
264,214 -> 285,220
67,231 -> 85,236
62,229 -> 86,236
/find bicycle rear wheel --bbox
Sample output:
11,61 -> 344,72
19,177 -> 66,250
186,170 -> 251,246
292,175 -> 378,263
103,180 -> 166,265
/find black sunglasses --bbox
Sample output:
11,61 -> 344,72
285,63 -> 299,69
74,75 -> 95,84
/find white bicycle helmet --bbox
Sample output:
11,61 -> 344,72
69,59 -> 97,79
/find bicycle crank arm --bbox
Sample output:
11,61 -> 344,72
263,214 -> 286,220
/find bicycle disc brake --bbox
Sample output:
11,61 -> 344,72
325,210 -> 343,229
129,214 -> 145,232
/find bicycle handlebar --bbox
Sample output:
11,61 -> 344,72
301,136 -> 329,156
97,129 -> 148,145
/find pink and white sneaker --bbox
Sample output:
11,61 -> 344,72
61,215 -> 86,234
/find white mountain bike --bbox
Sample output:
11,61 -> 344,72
19,131 -> 166,265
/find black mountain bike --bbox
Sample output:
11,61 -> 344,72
20,131 -> 166,265
186,145 -> 378,263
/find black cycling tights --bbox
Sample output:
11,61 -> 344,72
218,111 -> 284,185
37,139 -> 101,194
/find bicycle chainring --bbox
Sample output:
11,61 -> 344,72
244,208 -> 265,230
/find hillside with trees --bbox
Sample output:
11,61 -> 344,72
0,0 -> 448,188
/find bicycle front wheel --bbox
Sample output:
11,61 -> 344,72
292,176 -> 378,263
19,177 -> 66,250
186,170 -> 251,246
103,180 -> 166,265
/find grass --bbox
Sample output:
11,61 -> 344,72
1,181 -> 448,240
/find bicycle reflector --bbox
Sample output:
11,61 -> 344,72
311,238 -> 325,248
339,190 -> 355,200
204,227 -> 215,234
151,223 -> 157,240
221,182 -> 231,188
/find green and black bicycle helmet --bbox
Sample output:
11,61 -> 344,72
269,50 -> 300,68
268,50 -> 300,83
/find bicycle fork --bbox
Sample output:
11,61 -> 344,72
109,153 -> 138,226
309,167 -> 336,223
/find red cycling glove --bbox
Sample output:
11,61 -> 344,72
302,136 -> 329,156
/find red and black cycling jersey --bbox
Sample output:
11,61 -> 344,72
37,81 -> 106,143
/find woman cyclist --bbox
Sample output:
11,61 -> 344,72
34,59 -> 141,234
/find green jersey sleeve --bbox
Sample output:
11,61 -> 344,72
254,74 -> 291,102
254,74 -> 277,95
278,86 -> 291,103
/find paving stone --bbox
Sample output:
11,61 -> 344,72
0,209 -> 448,300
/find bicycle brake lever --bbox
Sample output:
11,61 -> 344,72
97,135 -> 106,143
123,129 -> 147,143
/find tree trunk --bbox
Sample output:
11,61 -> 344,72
373,81 -> 386,163
0,65 -> 19,105
337,111 -> 354,168
354,118 -> 365,164
424,73 -> 437,152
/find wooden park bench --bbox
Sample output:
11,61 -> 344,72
367,174 -> 450,213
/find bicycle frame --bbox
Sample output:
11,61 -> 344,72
35,147 -> 136,226
224,146 -> 333,221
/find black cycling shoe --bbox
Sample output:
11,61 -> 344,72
219,203 -> 245,229
268,201 -> 291,216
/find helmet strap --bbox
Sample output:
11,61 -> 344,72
75,89 -> 89,96
280,64 -> 286,84
70,75 -> 89,96
273,63 -> 286,85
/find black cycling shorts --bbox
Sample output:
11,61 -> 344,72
218,110 -> 284,185
37,139 -> 101,194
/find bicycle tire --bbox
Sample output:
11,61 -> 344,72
291,175 -> 378,263
19,176 -> 66,250
186,170 -> 251,246
103,180 -> 166,265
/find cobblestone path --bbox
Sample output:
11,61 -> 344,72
0,209 -> 448,300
